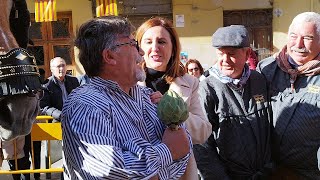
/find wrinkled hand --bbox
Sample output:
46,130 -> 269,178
150,91 -> 162,104
162,128 -> 190,160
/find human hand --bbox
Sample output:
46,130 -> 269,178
150,91 -> 162,104
162,127 -> 190,160
149,174 -> 159,180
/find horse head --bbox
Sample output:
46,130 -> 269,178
0,0 -> 42,141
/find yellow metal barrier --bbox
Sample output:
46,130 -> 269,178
0,115 -> 63,174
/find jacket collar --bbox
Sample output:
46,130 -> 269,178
50,75 -> 65,85
170,75 -> 190,89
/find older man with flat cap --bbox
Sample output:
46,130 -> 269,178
194,25 -> 274,179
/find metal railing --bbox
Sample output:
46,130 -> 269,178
0,116 -> 63,175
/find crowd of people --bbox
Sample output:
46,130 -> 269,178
2,11 -> 319,180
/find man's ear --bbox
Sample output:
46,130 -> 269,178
102,49 -> 117,65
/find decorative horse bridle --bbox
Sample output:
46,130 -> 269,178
0,48 -> 41,96
0,0 -> 42,97
0,0 -> 42,98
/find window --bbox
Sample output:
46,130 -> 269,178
28,11 -> 74,78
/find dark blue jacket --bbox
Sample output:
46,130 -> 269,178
40,75 -> 79,120
258,56 -> 320,179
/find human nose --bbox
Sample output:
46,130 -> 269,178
151,42 -> 160,51
295,36 -> 305,48
220,53 -> 230,62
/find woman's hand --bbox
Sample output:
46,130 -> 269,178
150,91 -> 162,104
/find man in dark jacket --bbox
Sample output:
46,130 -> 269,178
40,57 -> 79,121
257,12 -> 320,179
40,57 -> 79,180
196,25 -> 273,179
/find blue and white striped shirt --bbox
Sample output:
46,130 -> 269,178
62,77 -> 191,180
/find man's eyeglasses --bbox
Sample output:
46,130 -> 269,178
188,67 -> 199,72
113,39 -> 139,52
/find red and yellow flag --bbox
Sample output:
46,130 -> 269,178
35,0 -> 57,22
96,0 -> 118,17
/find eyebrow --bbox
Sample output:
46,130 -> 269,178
143,37 -> 168,40
303,35 -> 314,39
289,33 -> 314,39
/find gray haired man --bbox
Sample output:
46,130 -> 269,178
62,16 -> 192,179
258,12 -> 320,179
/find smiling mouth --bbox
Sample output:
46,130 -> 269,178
293,50 -> 307,54
151,55 -> 161,61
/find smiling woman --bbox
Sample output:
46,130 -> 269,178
136,17 -> 212,180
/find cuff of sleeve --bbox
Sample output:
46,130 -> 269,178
154,143 -> 172,168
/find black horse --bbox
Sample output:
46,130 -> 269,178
0,0 -> 42,141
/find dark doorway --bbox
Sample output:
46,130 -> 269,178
224,9 -> 273,61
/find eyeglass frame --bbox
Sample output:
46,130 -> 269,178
188,67 -> 199,72
51,64 -> 66,68
112,39 -> 139,52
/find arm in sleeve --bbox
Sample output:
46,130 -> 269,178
198,80 -> 220,131
195,80 -> 231,179
193,137 -> 231,180
184,78 -> 212,144
62,102 -> 189,179
39,88 -> 61,120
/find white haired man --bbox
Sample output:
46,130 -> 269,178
258,12 -> 320,179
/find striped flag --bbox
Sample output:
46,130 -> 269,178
35,0 -> 57,22
96,0 -> 118,17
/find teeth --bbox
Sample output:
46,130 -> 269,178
152,56 -> 160,60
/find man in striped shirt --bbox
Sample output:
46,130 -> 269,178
61,16 -> 192,179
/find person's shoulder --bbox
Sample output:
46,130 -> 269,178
202,69 -> 211,78
200,72 -> 218,84
43,76 -> 55,87
175,73 -> 199,88
66,75 -> 80,86
199,66 -> 214,81
249,70 -> 268,83
182,73 -> 198,83
67,84 -> 110,107
257,56 -> 277,71
66,75 -> 79,81
199,75 -> 219,91
257,56 -> 280,80
46,76 -> 54,82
